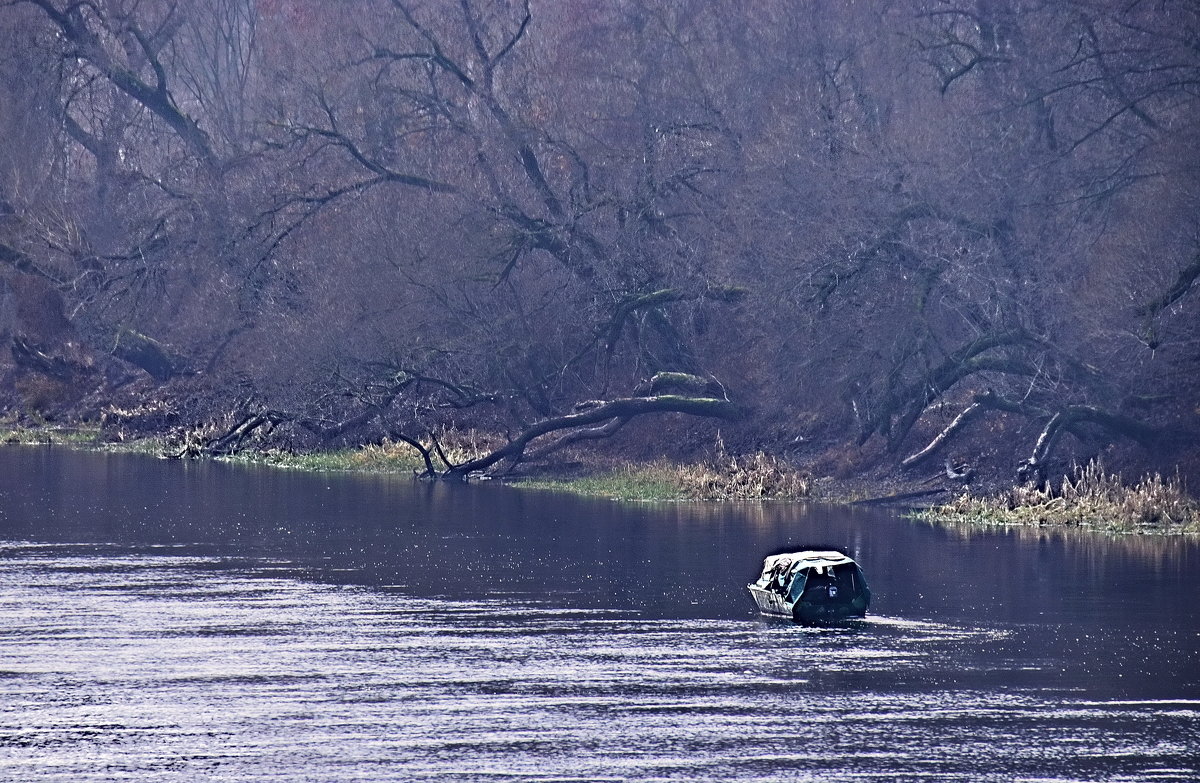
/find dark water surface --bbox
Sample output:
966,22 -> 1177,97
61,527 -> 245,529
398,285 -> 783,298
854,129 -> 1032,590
0,448 -> 1197,781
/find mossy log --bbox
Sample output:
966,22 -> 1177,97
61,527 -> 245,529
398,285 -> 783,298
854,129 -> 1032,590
112,329 -> 178,382
632,371 -> 727,398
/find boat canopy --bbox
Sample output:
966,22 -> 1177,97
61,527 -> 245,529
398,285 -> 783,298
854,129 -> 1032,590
756,550 -> 856,582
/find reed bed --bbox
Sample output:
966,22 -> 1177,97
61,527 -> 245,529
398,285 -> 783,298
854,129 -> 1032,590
922,460 -> 1199,533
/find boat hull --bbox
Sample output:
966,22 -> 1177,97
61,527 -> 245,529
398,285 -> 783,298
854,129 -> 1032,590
747,584 -> 868,623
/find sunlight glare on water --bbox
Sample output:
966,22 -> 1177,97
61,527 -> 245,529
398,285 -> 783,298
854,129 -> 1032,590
0,543 -> 1196,783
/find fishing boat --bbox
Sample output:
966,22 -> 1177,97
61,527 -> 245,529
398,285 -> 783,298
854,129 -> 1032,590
747,549 -> 871,622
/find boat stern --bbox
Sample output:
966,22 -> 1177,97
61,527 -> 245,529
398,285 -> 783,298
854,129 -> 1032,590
747,584 -> 793,618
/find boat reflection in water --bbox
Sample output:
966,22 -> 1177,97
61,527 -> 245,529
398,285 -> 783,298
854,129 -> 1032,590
747,549 -> 871,623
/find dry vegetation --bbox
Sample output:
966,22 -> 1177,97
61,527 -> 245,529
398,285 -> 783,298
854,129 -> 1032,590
519,450 -> 810,501
681,451 -> 811,500
921,461 -> 1199,533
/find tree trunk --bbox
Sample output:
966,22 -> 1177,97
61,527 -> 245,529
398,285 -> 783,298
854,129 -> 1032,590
443,394 -> 743,478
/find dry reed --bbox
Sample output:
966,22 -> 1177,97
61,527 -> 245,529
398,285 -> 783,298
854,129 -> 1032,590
923,460 -> 1198,533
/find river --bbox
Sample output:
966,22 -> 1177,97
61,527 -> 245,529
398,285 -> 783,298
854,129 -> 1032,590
0,447 -> 1196,781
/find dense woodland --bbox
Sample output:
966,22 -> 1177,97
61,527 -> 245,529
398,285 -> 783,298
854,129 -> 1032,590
1,0 -> 1198,488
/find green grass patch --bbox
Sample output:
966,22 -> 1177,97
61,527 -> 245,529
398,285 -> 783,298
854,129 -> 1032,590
517,453 -> 811,502
519,462 -> 688,501
219,441 -> 427,473
1,423 -> 102,446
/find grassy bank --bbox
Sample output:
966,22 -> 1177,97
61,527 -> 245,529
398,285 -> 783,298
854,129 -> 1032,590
517,452 -> 811,501
3,421 -> 809,501
1,421 -> 428,471
918,461 -> 1199,534
2,420 -> 173,457
5,422 -> 1198,533
1,422 -> 102,446
219,442 -> 428,473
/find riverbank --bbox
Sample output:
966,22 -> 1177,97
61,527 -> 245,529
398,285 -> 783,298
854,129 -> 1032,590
4,423 -> 1196,533
2,421 -> 814,500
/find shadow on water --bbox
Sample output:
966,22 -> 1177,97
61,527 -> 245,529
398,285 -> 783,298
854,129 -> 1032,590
0,448 -> 1198,781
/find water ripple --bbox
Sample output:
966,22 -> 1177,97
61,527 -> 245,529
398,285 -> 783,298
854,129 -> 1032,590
0,544 -> 1195,782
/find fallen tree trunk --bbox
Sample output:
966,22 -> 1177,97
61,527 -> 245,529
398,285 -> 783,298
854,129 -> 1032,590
169,408 -> 291,458
900,388 -> 1050,468
900,399 -> 986,468
1017,404 -> 1159,485
171,369 -> 741,476
523,415 -> 632,464
860,330 -> 1034,449
385,430 -> 439,477
442,394 -> 743,479
898,387 -> 1161,485
851,488 -> 950,506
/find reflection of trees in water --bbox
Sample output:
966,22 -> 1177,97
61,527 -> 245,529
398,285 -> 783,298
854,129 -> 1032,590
922,518 -> 1198,569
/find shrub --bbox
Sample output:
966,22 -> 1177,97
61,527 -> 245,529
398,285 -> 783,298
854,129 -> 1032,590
680,451 -> 811,500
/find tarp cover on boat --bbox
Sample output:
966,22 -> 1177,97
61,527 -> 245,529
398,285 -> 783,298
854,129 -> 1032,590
754,550 -> 855,585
